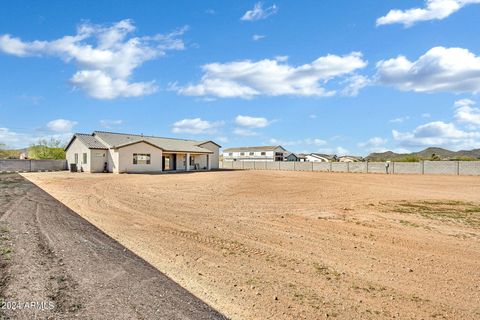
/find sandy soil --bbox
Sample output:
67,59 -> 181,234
0,173 -> 225,319
23,170 -> 480,319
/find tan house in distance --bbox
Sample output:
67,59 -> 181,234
223,146 -> 286,162
65,131 -> 220,173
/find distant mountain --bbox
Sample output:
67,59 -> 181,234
365,148 -> 480,162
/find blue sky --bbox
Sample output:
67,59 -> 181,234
1,0 -> 480,155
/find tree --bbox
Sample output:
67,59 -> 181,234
28,138 -> 66,160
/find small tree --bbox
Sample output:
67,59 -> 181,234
28,138 -> 66,160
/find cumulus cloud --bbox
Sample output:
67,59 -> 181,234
392,121 -> 480,149
171,118 -> 223,135
377,0 -> 480,27
454,99 -> 480,127
46,119 -> 78,133
0,128 -> 25,147
174,52 -> 367,98
235,115 -> 270,128
241,2 -> 278,21
0,20 -> 187,99
376,46 -> 480,94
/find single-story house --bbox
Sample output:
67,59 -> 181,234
284,152 -> 307,162
65,131 -> 220,173
305,153 -> 337,162
338,155 -> 363,162
223,146 -> 286,162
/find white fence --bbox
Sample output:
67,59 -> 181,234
220,161 -> 480,176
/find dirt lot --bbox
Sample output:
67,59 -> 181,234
24,170 -> 480,319
0,173 -> 225,319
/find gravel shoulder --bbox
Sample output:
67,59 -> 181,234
23,170 -> 480,319
0,173 -> 226,320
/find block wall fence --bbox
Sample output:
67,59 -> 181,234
219,161 -> 480,176
0,160 -> 67,173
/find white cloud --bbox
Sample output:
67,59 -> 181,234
357,137 -> 388,148
341,75 -> 370,96
422,113 -> 432,118
100,119 -> 123,129
0,128 -> 25,147
377,0 -> 480,27
46,119 -> 78,133
376,47 -> 480,94
252,34 -> 266,41
454,99 -> 480,127
268,138 -> 327,146
389,116 -> 410,123
241,2 -> 278,21
175,52 -> 367,98
71,70 -> 157,99
171,118 -> 223,135
392,121 -> 480,149
0,20 -> 187,99
235,115 -> 270,128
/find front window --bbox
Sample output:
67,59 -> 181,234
261,152 -> 266,156
190,155 -> 195,166
249,152 -> 254,156
133,153 -> 151,165
240,152 -> 245,156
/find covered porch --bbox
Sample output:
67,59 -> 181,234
161,152 -> 212,172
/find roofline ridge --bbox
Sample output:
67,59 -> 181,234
93,130 -> 201,143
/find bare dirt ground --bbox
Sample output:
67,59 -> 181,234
23,170 -> 480,319
0,173 -> 225,319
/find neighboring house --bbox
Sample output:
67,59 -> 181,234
65,131 -> 220,173
284,152 -> 307,162
338,156 -> 363,162
305,153 -> 337,162
223,146 -> 286,162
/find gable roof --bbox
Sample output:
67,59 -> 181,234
93,131 -> 214,153
65,133 -> 108,151
223,145 -> 286,152
309,153 -> 337,160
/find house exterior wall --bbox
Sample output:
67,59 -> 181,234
305,155 -> 329,162
117,142 -> 163,173
66,138 -> 91,172
223,149 -> 281,162
90,149 -> 107,173
197,142 -> 220,169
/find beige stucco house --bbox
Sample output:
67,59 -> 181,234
65,131 -> 220,173
223,146 -> 286,162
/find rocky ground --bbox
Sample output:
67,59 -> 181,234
23,170 -> 480,319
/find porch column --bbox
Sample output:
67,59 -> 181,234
186,153 -> 190,171
207,154 -> 211,170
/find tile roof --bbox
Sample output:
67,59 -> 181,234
93,131 -> 213,153
69,134 -> 109,150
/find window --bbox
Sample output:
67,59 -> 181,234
249,152 -> 254,156
95,152 -> 105,157
133,153 -> 151,165
83,153 -> 87,164
229,153 -> 233,156
261,152 -> 266,156
240,152 -> 245,156
74,153 -> 78,164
